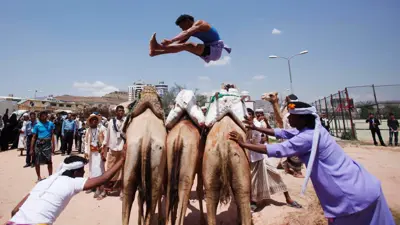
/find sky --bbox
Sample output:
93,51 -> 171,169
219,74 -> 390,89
1,0 -> 399,103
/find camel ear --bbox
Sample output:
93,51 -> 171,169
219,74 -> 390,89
273,92 -> 279,96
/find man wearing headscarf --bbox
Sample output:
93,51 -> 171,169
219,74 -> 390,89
7,154 -> 125,225
278,94 -> 304,178
229,101 -> 395,225
84,114 -> 108,200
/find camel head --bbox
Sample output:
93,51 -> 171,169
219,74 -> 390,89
261,92 -> 279,103
165,89 -> 205,129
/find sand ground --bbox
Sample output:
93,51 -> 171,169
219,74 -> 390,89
0,142 -> 399,225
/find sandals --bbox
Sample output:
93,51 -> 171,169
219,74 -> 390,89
287,201 -> 302,208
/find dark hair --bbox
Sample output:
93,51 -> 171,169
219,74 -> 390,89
29,112 -> 36,117
61,155 -> 88,177
116,105 -> 124,111
39,111 -> 48,117
247,108 -> 254,116
300,114 -> 316,129
175,14 -> 194,26
389,113 -> 394,116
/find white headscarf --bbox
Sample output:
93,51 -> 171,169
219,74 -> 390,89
288,104 -> 320,196
38,160 -> 85,197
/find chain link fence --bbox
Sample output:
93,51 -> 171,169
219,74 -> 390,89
311,84 -> 400,143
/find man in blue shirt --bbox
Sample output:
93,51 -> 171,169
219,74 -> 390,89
61,113 -> 76,155
23,112 -> 37,168
31,111 -> 55,182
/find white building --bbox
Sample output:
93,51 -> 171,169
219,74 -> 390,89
128,80 -> 168,101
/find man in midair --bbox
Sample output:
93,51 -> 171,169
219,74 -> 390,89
149,14 -> 231,63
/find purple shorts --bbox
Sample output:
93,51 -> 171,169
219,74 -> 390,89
200,40 -> 231,63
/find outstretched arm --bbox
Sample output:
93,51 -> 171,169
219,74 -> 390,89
170,20 -> 209,43
11,194 -> 30,217
83,146 -> 125,191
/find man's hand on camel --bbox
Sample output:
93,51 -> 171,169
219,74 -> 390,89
228,131 -> 244,144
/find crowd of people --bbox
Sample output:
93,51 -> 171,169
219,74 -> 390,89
0,106 -> 127,197
1,93 -> 398,225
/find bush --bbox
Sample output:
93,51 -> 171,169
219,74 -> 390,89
340,131 -> 355,140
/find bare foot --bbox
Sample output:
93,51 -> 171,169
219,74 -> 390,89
149,33 -> 159,57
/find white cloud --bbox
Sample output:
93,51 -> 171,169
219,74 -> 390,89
272,28 -> 282,35
204,56 -> 231,67
73,81 -> 119,96
197,76 -> 211,81
252,75 -> 266,80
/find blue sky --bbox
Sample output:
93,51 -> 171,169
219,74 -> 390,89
1,0 -> 399,103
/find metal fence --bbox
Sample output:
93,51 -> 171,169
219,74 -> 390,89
311,84 -> 400,141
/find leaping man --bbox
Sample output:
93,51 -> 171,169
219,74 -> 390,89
149,14 -> 231,63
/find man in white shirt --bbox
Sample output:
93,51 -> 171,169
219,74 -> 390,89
103,105 -> 126,195
8,154 -> 125,225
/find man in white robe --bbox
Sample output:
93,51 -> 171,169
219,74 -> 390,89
84,114 -> 107,200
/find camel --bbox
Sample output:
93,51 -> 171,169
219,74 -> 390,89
122,86 -> 167,225
203,84 -> 252,225
164,89 -> 206,225
261,92 -> 304,178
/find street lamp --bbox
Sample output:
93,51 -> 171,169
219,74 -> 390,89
28,89 -> 43,99
269,50 -> 309,94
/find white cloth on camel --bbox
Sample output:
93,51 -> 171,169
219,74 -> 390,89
166,89 -> 205,128
204,88 -> 248,129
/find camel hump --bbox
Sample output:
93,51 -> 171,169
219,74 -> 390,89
166,89 -> 205,129
205,88 -> 248,131
130,86 -> 164,122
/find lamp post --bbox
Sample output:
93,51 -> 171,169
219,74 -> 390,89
28,89 -> 43,99
269,50 -> 308,94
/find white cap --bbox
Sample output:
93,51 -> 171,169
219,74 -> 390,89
255,108 -> 264,113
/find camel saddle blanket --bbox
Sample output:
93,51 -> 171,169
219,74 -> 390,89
130,86 -> 164,122
166,89 -> 205,129
205,88 -> 248,131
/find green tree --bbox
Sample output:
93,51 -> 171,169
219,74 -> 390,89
356,101 -> 375,119
382,104 -> 400,118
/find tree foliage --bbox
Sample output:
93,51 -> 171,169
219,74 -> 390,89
356,101 -> 375,119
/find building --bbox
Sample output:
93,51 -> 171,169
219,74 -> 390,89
128,80 -> 169,101
155,81 -> 168,97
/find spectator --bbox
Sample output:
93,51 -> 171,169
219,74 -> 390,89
62,113 -> 76,155
53,113 -> 64,152
365,113 -> 386,146
30,111 -> 55,182
24,112 -> 37,168
387,113 -> 399,146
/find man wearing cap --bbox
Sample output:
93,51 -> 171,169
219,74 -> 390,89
229,101 -> 394,225
84,114 -> 108,200
7,154 -> 125,225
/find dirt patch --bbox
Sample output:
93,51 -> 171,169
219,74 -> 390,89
279,193 -> 326,225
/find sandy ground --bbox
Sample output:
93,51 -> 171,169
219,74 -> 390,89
0,143 -> 399,225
